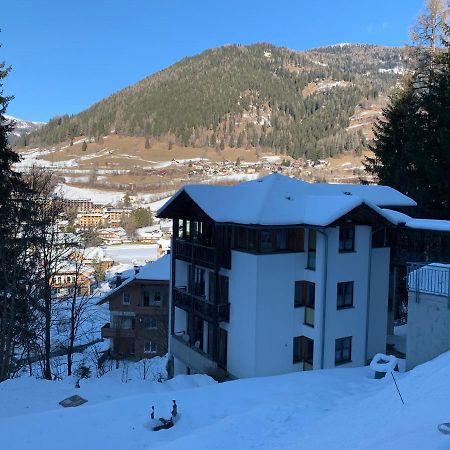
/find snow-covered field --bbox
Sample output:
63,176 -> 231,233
103,244 -> 158,264
2,352 -> 450,450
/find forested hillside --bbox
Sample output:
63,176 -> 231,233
19,43 -> 403,159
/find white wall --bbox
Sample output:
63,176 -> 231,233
223,251 -> 259,378
406,292 -> 450,370
367,247 -> 390,359
253,251 -> 315,376
321,226 -> 375,369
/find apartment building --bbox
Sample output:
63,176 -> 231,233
157,173 -> 416,379
99,255 -> 170,360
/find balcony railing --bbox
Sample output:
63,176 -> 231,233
170,334 -> 218,374
173,287 -> 230,322
173,238 -> 231,269
407,262 -> 450,300
101,323 -> 135,338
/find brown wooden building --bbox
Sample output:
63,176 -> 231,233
98,255 -> 170,360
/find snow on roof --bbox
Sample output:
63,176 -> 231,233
408,263 -> 450,296
135,254 -> 171,281
158,173 -> 415,226
98,255 -> 170,305
382,209 -> 450,232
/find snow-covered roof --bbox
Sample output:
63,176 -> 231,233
135,254 -> 171,281
97,255 -> 170,305
157,174 -> 415,226
408,263 -> 450,297
382,209 -> 450,233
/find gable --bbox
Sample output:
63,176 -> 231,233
157,190 -> 212,221
330,203 -> 393,227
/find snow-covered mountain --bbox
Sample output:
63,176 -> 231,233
5,114 -> 46,143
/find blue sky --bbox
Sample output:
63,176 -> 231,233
2,0 -> 425,122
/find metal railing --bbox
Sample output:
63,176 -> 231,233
407,262 -> 450,301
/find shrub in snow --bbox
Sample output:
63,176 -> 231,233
75,362 -> 92,380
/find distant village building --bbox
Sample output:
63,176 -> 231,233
77,212 -> 104,228
97,227 -> 128,245
63,198 -> 94,211
69,247 -> 114,271
98,255 -> 170,360
104,208 -> 133,227
51,264 -> 96,299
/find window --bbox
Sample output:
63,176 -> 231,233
307,229 -> 316,270
193,267 -> 205,297
335,337 -> 352,365
293,336 -> 314,364
218,275 -> 229,304
275,229 -> 288,251
144,341 -> 157,354
337,282 -> 354,309
235,226 -> 248,250
142,291 -> 150,307
123,292 -> 130,305
248,228 -> 258,251
339,225 -> 355,252
153,290 -> 161,304
260,229 -> 273,251
112,315 -> 135,330
144,317 -> 158,329
288,228 -> 304,252
294,281 -> 315,308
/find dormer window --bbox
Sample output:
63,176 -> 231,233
339,225 -> 355,252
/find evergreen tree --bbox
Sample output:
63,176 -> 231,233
364,78 -> 422,199
365,25 -> 450,217
0,58 -> 21,204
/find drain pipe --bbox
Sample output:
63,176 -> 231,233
311,227 -> 329,370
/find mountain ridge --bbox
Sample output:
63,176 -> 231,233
18,42 -> 404,160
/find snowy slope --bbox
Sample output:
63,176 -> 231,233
2,352 -> 450,449
5,114 -> 45,143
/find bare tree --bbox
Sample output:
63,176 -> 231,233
410,0 -> 450,52
27,167 -> 75,380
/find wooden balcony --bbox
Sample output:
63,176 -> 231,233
173,238 -> 231,269
173,287 -> 230,322
101,323 -> 135,338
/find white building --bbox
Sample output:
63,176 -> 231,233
406,263 -> 450,370
157,173 -> 416,379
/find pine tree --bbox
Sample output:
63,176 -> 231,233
365,26 -> 450,217
0,58 -> 21,204
364,78 -> 422,200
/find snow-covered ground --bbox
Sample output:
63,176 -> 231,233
2,351 -> 450,449
103,244 -> 158,264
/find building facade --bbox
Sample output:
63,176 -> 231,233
157,173 -> 416,379
99,255 -> 170,360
